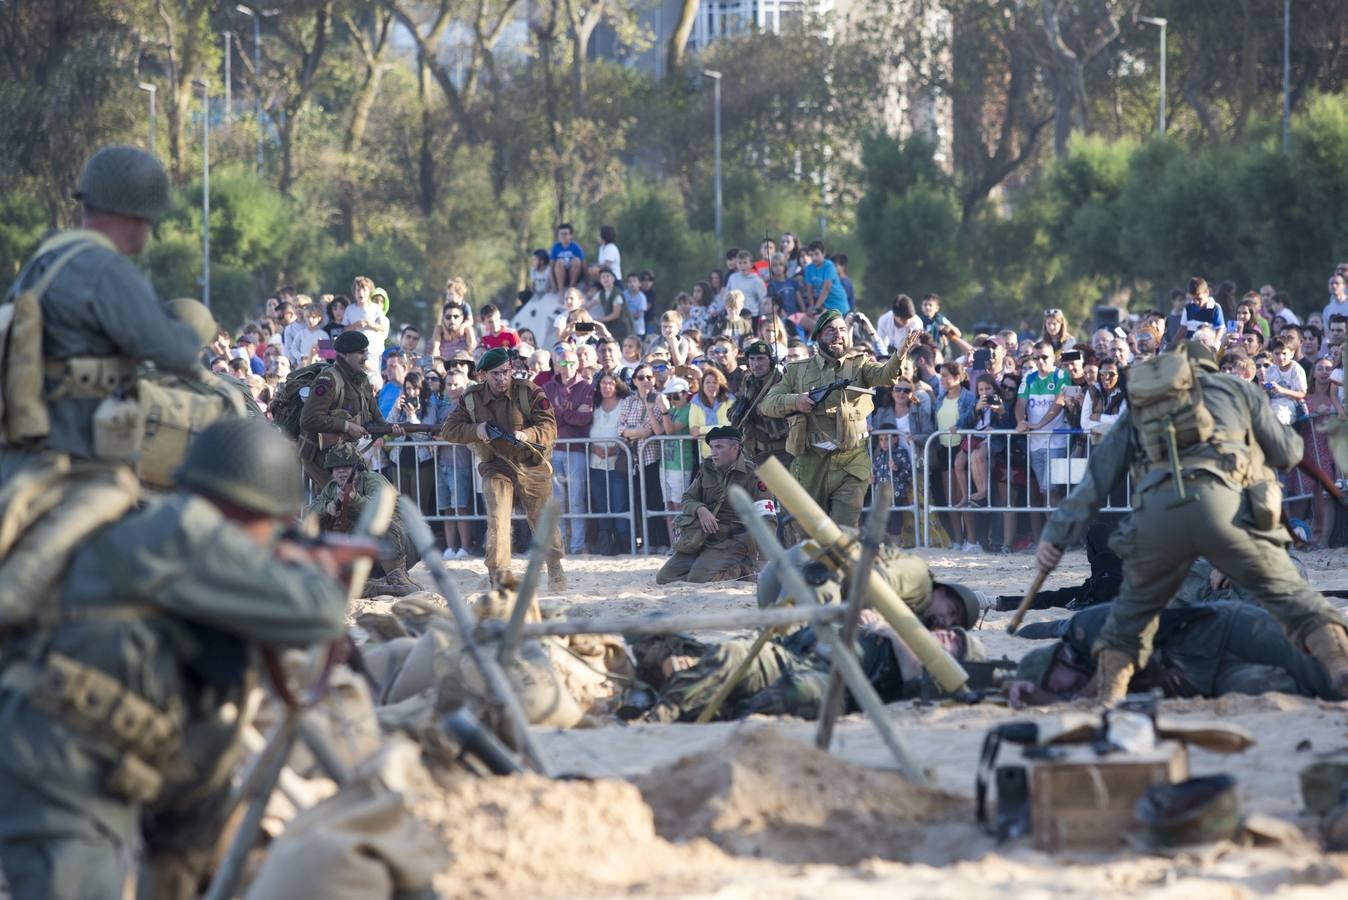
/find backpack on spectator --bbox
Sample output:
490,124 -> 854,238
271,361 -> 331,439
1126,342 -> 1216,467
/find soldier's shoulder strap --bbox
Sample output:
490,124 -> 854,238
462,382 -> 490,419
512,378 -> 539,418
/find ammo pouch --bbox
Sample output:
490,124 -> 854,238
44,355 -> 144,463
0,234 -> 113,444
1245,478 -> 1283,532
2,652 -> 179,804
138,376 -> 243,489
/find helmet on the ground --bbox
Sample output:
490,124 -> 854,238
176,418 -> 302,516
166,298 -> 217,347
73,145 -> 171,223
325,443 -> 362,470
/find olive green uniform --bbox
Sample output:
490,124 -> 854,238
656,453 -> 776,584
735,370 -> 789,464
0,493 -> 347,898
298,357 -> 386,487
0,231 -> 203,484
1042,365 -> 1347,667
761,350 -> 904,528
439,378 -> 564,586
306,468 -> 412,571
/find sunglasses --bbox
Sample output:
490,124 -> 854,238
1034,354 -> 1053,361
557,360 -> 576,368
711,348 -> 730,355
893,387 -> 912,394
692,358 -> 709,366
652,364 -> 670,371
666,391 -> 687,399
633,373 -> 653,381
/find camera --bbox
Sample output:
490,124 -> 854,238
646,390 -> 659,403
574,321 -> 596,334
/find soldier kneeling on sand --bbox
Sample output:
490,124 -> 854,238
657,425 -> 777,585
305,443 -> 418,597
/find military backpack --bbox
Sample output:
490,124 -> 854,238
1126,343 -> 1216,468
270,361 -> 332,439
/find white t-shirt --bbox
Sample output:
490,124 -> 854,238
1267,361 -> 1307,425
597,242 -> 622,282
874,311 -> 917,355
588,403 -> 623,471
725,272 -> 767,316
341,300 -> 389,382
1323,299 -> 1348,326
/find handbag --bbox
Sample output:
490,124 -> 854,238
672,495 -> 727,555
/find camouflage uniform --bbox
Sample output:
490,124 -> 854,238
0,490 -> 346,896
656,451 -> 776,584
298,356 -> 386,487
439,377 -> 564,588
1042,356 -> 1348,669
761,349 -> 904,529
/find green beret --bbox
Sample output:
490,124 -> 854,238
333,331 -> 369,354
704,425 -> 744,445
478,347 -> 510,372
811,308 -> 844,341
743,340 -> 774,358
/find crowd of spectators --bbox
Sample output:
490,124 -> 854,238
213,222 -> 1348,559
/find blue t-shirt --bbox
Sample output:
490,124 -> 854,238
1179,301 -> 1225,336
249,354 -> 266,376
550,240 -> 586,264
803,260 -> 848,313
767,278 -> 800,314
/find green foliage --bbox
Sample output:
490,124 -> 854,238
0,198 -> 47,282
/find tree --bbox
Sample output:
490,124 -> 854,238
666,0 -> 698,74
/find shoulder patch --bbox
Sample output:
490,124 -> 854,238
313,383 -> 329,398
537,396 -> 550,410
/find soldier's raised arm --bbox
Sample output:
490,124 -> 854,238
856,351 -> 905,389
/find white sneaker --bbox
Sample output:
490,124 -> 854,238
968,542 -> 983,553
455,548 -> 472,559
442,548 -> 456,561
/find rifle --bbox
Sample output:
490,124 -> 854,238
317,421 -> 437,450
333,477 -> 355,533
790,378 -> 871,415
485,421 -> 548,459
277,530 -> 388,569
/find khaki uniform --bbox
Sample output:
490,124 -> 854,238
1042,366 -> 1347,667
298,357 -> 385,487
761,349 -> 904,528
656,452 -> 775,584
0,230 -> 202,484
736,369 -> 790,464
440,378 -> 564,586
0,493 -> 347,897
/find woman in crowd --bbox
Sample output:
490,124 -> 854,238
871,377 -> 935,512
323,295 -> 349,342
688,365 -> 732,458
756,313 -> 791,360
688,282 -> 713,333
932,362 -> 977,548
588,372 -> 631,555
1041,308 -> 1076,351
708,268 -> 726,311
779,232 -> 804,279
431,301 -> 477,359
954,373 -> 1015,551
596,224 -> 621,282
1081,357 -> 1128,441
590,267 -> 633,340
386,369 -> 437,517
617,363 -> 672,552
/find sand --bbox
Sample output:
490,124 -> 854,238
397,546 -> 1348,897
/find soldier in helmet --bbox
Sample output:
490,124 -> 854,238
305,443 -> 418,597
1033,339 -> 1348,705
298,330 -> 400,487
761,308 -> 908,529
0,418 -> 348,898
730,340 -> 790,465
439,347 -> 567,590
0,145 -> 204,484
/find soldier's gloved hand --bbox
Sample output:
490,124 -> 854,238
696,506 -> 719,534
1034,540 -> 1062,573
792,394 -> 815,414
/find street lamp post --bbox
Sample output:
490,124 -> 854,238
236,4 -> 266,173
1282,0 -> 1290,152
223,31 -> 232,126
702,69 -> 723,257
1139,16 -> 1167,135
137,82 -> 157,153
196,80 -> 211,310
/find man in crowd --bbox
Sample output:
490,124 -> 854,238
762,309 -> 905,530
657,426 -> 776,584
304,443 -> 418,596
1016,340 -> 1071,540
731,340 -> 789,464
439,348 -> 567,590
0,145 -> 202,485
376,351 -> 409,418
543,345 -> 593,555
0,419 -> 348,897
298,331 -> 400,488
710,337 -> 745,395
1034,340 -> 1348,705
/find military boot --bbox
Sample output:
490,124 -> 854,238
1305,624 -> 1348,695
547,565 -> 568,592
1095,648 -> 1136,707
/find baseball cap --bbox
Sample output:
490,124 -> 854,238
662,377 -> 690,395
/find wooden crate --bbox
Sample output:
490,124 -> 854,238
1030,741 -> 1189,851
